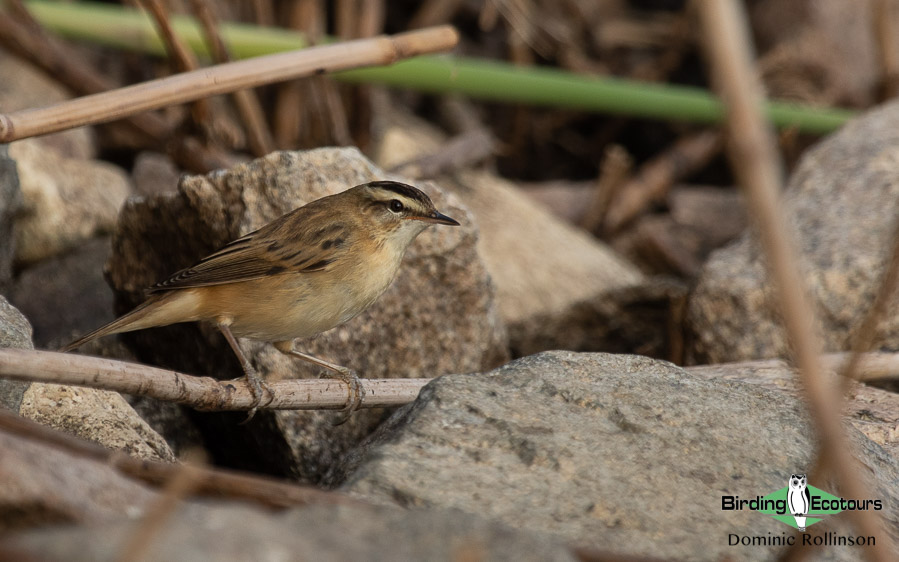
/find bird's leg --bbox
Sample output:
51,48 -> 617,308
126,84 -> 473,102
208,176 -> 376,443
273,341 -> 365,425
218,321 -> 272,420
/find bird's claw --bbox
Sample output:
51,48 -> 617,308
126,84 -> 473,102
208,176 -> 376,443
239,367 -> 274,424
325,367 -> 365,426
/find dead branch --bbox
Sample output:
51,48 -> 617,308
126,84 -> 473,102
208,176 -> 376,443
601,130 -> 722,235
0,25 -> 459,143
0,349 -> 429,411
696,1 -> 892,559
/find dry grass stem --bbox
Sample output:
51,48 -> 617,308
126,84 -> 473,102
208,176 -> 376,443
0,5 -> 241,172
580,144 -> 633,232
0,25 -> 459,143
139,0 -> 211,127
602,130 -> 722,234
190,0 -> 275,156
0,349 -> 429,411
696,1 -> 891,559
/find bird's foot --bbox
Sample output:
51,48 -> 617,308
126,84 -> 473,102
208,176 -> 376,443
240,365 -> 273,423
322,367 -> 365,426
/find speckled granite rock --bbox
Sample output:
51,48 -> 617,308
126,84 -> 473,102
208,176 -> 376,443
688,99 -> 899,363
338,351 -> 899,561
0,295 -> 32,411
10,140 -> 132,265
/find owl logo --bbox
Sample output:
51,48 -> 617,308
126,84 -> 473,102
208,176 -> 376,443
788,474 -> 810,531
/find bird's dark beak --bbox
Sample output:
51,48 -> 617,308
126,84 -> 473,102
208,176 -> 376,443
414,210 -> 460,226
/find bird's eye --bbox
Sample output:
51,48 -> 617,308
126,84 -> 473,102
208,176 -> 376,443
389,199 -> 404,213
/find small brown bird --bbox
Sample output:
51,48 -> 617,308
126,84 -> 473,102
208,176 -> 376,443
62,180 -> 459,419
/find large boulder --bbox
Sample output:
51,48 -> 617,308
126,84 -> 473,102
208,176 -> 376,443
689,99 -> 899,363
9,140 -> 132,265
338,352 -> 898,561
101,147 -> 508,481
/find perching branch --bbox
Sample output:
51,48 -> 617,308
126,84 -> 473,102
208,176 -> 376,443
0,25 -> 459,143
0,349 -> 430,412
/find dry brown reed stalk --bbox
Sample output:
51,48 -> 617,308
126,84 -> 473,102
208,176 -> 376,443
190,0 -> 275,156
0,25 -> 459,143
272,0 -> 321,148
0,2 -> 233,172
695,1 -> 892,560
139,0 -> 211,127
0,349 -> 429,412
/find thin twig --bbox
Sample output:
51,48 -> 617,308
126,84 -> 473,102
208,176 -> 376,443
601,130 -> 722,234
0,349 -> 430,411
695,1 -> 892,559
579,145 -> 633,232
0,25 -> 459,143
190,0 -> 275,157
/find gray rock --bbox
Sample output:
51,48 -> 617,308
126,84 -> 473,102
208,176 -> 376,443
2,502 -> 576,562
0,424 -> 157,529
9,237 -> 114,350
132,151 -> 180,197
0,295 -> 32,411
20,384 -> 175,462
102,147 -> 508,480
686,358 -> 899,459
0,145 -> 21,291
9,140 -> 132,265
340,351 -> 899,561
689,99 -> 899,363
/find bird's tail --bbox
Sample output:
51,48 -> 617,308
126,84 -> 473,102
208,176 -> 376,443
60,291 -> 199,352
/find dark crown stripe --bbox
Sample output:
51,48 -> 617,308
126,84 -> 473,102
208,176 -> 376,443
366,180 -> 430,205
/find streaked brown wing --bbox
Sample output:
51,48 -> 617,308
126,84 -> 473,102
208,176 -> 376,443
149,206 -> 349,292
